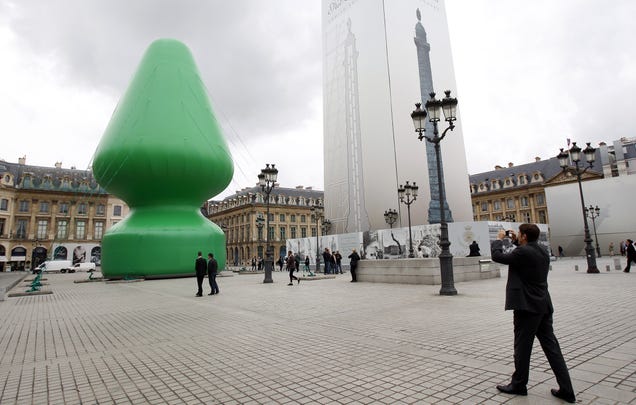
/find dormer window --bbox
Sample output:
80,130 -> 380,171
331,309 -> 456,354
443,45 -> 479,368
518,174 -> 527,185
531,172 -> 544,183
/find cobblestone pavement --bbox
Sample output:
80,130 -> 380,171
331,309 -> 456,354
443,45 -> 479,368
0,257 -> 634,404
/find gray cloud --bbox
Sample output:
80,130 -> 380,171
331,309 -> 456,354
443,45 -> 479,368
2,0 -> 635,192
3,0 -> 322,136
447,0 -> 636,172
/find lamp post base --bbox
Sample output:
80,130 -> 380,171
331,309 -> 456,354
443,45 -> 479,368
263,257 -> 274,283
584,242 -> 599,274
438,254 -> 457,296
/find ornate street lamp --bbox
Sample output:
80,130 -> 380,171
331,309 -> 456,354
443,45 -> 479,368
322,219 -> 332,235
585,205 -> 601,258
412,90 -> 458,295
398,181 -> 418,258
384,209 -> 402,256
310,206 -> 325,273
258,163 -> 278,283
557,142 -> 599,273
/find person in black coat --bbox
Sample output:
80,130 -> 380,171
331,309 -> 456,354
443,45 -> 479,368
207,253 -> 219,295
194,251 -> 207,297
624,239 -> 636,273
348,249 -> 361,282
467,241 -> 481,257
491,224 -> 576,403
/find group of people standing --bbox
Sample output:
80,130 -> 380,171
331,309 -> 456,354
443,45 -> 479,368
194,247 -> 364,289
194,251 -> 219,297
322,248 -> 342,274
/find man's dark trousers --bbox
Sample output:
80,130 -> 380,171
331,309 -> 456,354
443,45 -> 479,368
512,310 -> 574,393
208,273 -> 219,294
196,274 -> 205,296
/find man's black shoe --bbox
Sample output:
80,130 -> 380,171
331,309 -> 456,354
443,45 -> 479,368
551,388 -> 576,403
195,293 -> 202,297
496,384 -> 527,396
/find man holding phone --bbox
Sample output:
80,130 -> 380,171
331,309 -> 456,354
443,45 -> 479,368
491,224 -> 576,403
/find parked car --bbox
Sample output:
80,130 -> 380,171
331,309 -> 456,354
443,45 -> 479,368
34,260 -> 73,274
72,262 -> 96,272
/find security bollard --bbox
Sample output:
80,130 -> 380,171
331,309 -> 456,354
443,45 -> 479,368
575,265 -> 579,271
606,265 -> 610,272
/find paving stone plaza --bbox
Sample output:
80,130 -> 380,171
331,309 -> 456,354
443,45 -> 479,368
0,257 -> 634,404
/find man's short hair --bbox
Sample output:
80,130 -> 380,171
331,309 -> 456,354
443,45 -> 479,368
208,253 -> 214,258
197,251 -> 202,256
519,223 -> 540,242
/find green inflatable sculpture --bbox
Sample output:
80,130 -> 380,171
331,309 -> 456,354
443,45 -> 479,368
92,39 -> 233,279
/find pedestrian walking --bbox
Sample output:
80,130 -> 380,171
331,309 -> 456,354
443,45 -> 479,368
304,256 -> 310,272
624,239 -> 635,273
348,248 -> 361,282
194,251 -> 207,297
609,242 -> 615,256
491,224 -> 576,403
251,256 -> 257,271
207,253 -> 219,295
286,251 -> 300,285
558,245 -> 564,257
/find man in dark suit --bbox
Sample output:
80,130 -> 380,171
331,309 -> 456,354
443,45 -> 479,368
194,251 -> 207,297
491,224 -> 576,403
624,239 -> 635,272
207,253 -> 219,295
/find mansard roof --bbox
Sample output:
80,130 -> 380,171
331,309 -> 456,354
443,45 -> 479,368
469,150 -> 603,190
209,185 -> 323,205
0,160 -> 107,195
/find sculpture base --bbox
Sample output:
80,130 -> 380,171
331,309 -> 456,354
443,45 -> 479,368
357,257 -> 499,285
101,208 -> 225,279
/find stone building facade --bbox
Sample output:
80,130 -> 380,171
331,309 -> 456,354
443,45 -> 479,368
0,158 -> 128,271
206,186 -> 325,267
468,138 -> 635,224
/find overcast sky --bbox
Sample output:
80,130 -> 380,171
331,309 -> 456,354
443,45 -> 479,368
1,0 -> 634,199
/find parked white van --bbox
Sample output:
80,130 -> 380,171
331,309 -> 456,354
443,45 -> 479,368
73,262 -> 96,272
34,260 -> 73,274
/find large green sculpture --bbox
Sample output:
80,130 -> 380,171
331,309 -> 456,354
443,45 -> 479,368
93,39 -> 233,279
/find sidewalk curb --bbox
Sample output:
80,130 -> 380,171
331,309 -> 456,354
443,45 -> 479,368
0,272 -> 30,301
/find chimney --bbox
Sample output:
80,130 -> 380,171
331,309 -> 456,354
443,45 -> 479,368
18,156 -> 26,165
495,165 -> 503,170
508,162 -> 514,168
305,186 -> 313,190
296,185 -> 304,189
535,157 -> 541,162
55,162 -> 62,169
